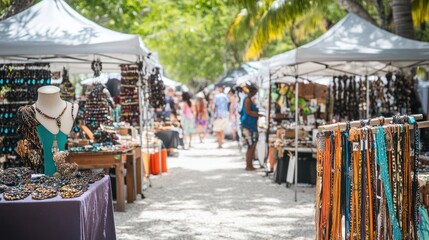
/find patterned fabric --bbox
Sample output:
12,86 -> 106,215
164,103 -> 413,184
214,93 -> 229,119
17,105 -> 44,173
241,127 -> 259,147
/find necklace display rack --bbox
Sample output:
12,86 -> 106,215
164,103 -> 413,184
119,64 -> 140,126
0,63 -> 52,169
315,114 -> 429,240
328,73 -> 419,122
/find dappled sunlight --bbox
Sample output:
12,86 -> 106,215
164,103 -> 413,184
115,136 -> 315,239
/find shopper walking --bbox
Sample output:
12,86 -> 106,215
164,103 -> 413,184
228,89 -> 238,141
240,83 -> 260,171
212,86 -> 229,148
181,92 -> 195,149
195,93 -> 208,143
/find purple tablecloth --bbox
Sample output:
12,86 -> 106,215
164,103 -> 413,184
0,176 -> 116,240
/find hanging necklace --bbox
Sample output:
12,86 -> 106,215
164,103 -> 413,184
35,102 -> 67,129
35,102 -> 68,154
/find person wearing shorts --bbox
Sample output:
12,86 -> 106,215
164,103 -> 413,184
212,87 -> 229,148
240,83 -> 260,170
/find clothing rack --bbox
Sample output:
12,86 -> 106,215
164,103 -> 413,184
318,114 -> 425,132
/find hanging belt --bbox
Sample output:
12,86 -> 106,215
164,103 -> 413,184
315,134 -> 324,240
331,130 -> 342,239
349,128 -> 360,239
319,134 -> 332,240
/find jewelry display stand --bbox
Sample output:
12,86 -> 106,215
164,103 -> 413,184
33,86 -> 78,175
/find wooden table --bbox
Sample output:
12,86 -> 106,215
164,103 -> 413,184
133,146 -> 144,198
67,148 -> 133,212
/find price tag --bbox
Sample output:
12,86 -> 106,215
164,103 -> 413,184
353,142 -> 359,151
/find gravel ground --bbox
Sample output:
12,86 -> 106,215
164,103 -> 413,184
115,136 -> 316,240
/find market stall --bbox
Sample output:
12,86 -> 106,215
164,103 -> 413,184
248,13 -> 429,201
0,1 -> 162,239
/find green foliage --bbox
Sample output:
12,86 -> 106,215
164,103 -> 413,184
228,0 -> 429,61
67,0 -> 242,85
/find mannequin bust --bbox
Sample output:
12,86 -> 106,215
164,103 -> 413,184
33,86 -> 78,175
34,86 -> 78,134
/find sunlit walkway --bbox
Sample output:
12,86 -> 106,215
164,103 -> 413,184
115,136 -> 315,240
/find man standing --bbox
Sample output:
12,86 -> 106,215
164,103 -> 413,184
212,86 -> 229,148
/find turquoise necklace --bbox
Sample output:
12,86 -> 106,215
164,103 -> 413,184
375,126 -> 402,240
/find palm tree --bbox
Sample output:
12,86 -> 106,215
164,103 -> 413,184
228,0 -> 427,61
392,0 -> 414,38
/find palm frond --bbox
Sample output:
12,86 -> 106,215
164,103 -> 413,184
412,0 -> 429,26
229,0 -> 262,14
226,9 -> 249,42
293,10 -> 327,42
243,0 -> 330,60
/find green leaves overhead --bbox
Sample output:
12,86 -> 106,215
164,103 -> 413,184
67,0 -> 243,85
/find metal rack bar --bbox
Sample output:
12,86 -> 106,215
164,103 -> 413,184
318,114 -> 423,132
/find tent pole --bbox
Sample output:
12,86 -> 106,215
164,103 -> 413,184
294,76 -> 299,202
265,71 -> 272,170
137,61 -> 146,197
366,75 -> 369,118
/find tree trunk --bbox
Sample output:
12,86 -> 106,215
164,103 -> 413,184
391,0 -> 414,39
375,0 -> 388,29
0,0 -> 34,20
337,0 -> 375,24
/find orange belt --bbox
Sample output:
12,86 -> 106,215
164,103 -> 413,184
349,128 -> 360,240
319,134 -> 332,240
331,130 -> 342,239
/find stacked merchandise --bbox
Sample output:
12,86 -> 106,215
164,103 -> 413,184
120,64 -> 140,126
0,63 -> 52,168
59,68 -> 75,102
269,82 -> 327,146
328,73 -> 420,121
83,83 -> 111,131
315,115 -> 429,239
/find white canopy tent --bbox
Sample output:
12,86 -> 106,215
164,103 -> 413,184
0,0 -> 161,172
0,0 -> 160,73
251,13 -> 429,201
266,13 -> 429,81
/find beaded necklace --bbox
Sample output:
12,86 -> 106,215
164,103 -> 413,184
408,116 -> 420,238
343,130 -> 351,239
35,101 -> 67,129
375,126 -> 402,240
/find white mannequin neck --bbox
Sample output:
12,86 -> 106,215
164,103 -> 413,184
34,86 -> 78,134
35,86 -> 64,112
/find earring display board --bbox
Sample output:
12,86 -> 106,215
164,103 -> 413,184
83,83 -> 111,131
0,63 -> 52,169
120,64 -> 140,126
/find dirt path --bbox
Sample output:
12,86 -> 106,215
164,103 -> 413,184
115,136 -> 315,240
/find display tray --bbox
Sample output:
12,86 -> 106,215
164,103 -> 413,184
0,176 -> 116,240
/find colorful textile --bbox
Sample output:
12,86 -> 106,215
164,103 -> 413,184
241,127 -> 258,147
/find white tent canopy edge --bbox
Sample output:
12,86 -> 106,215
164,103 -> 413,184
0,0 -> 159,73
